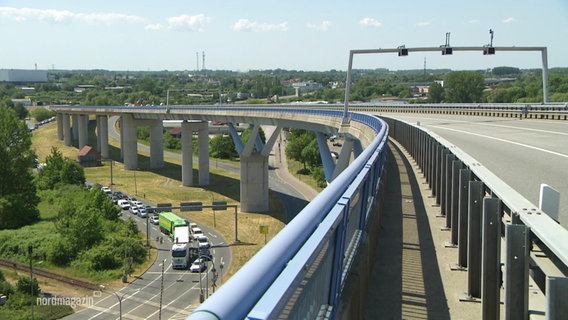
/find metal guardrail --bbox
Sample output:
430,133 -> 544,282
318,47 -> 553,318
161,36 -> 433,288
188,113 -> 389,320
382,116 -> 568,319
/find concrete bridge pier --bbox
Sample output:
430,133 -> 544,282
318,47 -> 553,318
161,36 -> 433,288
181,121 -> 194,186
56,113 -> 64,140
197,123 -> 209,185
229,123 -> 281,212
121,114 -> 138,170
240,153 -> 269,212
149,119 -> 164,169
77,114 -> 88,149
61,114 -> 72,146
72,114 -> 79,142
96,115 -> 109,159
181,121 -> 209,186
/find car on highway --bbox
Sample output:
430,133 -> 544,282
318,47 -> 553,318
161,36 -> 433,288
191,227 -> 203,240
138,208 -> 147,218
190,258 -> 206,272
149,215 -> 159,225
129,206 -> 139,215
117,199 -> 130,210
196,235 -> 211,249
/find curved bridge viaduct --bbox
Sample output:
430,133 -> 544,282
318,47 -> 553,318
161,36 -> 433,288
51,105 -> 377,213
50,104 -> 568,319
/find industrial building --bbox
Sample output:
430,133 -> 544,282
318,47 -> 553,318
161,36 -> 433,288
0,69 -> 48,83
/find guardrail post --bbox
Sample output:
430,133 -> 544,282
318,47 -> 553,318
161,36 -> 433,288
449,160 -> 464,245
482,198 -> 502,320
504,224 -> 530,320
438,147 -> 449,208
467,180 -> 484,299
444,154 -> 456,228
433,142 -> 441,199
546,276 -> 568,320
457,169 -> 472,268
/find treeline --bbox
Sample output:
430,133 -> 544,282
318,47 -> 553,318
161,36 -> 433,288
2,67 -> 566,109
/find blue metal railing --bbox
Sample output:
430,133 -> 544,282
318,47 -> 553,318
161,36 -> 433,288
50,104 -> 389,319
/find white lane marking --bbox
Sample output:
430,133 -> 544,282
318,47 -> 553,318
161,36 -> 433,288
88,262 -> 173,320
430,125 -> 568,159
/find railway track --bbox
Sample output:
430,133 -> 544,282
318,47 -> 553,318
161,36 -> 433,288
0,258 -> 99,291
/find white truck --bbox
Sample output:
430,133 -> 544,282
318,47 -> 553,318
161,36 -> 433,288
171,226 -> 197,269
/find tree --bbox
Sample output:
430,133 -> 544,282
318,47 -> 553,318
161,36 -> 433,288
209,134 -> 238,159
30,107 -> 56,122
428,81 -> 445,103
0,106 -> 40,229
37,147 -> 85,189
444,71 -> 485,103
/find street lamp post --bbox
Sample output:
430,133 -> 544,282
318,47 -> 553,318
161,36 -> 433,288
159,259 -> 166,320
114,292 -> 124,320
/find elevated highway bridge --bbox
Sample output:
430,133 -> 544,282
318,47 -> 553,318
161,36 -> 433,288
50,103 -> 568,319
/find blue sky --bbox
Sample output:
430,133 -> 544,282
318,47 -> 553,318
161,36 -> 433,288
1,0 -> 567,71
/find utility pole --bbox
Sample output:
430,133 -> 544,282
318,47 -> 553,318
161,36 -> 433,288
28,245 -> 34,320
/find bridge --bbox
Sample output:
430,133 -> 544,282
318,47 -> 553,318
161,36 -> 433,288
49,103 -> 568,319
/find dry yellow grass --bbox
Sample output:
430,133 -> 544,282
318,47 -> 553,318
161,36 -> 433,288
31,121 -> 286,279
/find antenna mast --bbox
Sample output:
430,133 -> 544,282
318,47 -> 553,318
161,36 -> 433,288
202,51 -> 206,70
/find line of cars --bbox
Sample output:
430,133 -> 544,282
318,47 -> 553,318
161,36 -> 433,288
100,185 -> 212,272
100,186 -> 157,221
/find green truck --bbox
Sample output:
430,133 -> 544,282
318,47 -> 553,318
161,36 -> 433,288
159,212 -> 187,237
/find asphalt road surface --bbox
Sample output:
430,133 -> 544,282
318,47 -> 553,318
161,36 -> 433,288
379,114 -> 568,225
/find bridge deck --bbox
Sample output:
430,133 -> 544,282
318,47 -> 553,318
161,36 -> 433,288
364,140 -> 481,319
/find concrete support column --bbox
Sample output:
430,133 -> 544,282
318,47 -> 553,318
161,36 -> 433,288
240,153 -> 269,212
98,115 -> 109,159
181,121 -> 194,186
72,114 -> 79,141
62,114 -> 72,146
96,116 -> 102,153
149,120 -> 164,169
77,114 -> 88,149
197,122 -> 209,185
122,114 -> 138,170
56,113 -> 64,140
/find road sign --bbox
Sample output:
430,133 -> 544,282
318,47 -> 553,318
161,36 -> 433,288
212,201 -> 227,210
180,202 -> 203,212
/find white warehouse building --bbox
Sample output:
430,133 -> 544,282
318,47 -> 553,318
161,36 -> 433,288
0,69 -> 48,83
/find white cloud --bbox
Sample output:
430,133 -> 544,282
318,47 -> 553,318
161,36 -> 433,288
232,19 -> 288,32
145,23 -> 163,31
416,21 -> 430,27
360,17 -> 382,28
307,20 -> 331,31
0,6 -> 144,25
167,13 -> 210,32
503,17 -> 516,24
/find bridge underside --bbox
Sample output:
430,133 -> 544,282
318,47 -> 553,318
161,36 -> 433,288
55,110 -> 362,213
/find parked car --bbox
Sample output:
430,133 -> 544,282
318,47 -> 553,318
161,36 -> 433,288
190,258 -> 206,272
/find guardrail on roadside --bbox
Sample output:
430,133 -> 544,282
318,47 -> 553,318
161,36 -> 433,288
382,116 -> 568,319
